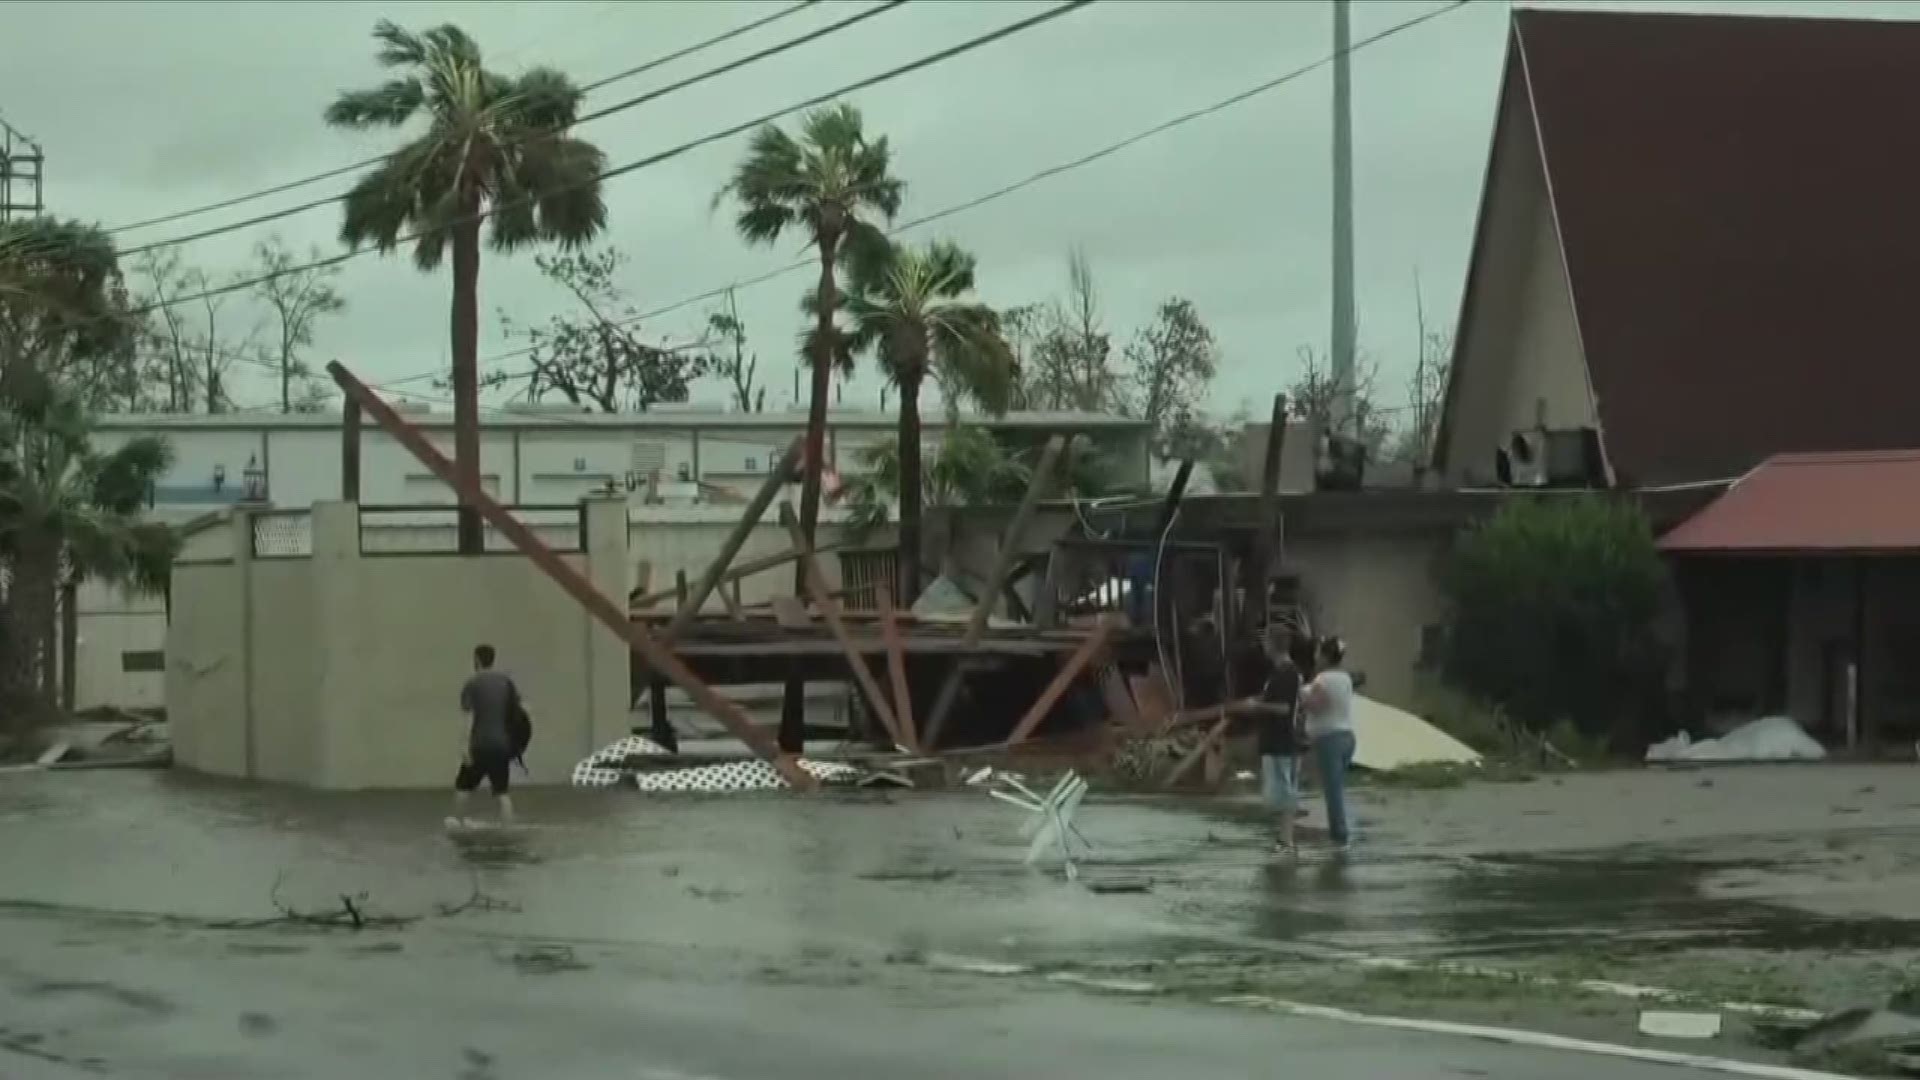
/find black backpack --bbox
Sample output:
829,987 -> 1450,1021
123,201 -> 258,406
505,682 -> 534,772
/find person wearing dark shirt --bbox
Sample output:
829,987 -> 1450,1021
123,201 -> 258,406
448,643 -> 519,827
1232,629 -> 1309,854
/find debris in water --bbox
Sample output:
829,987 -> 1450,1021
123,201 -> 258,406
1638,1011 -> 1722,1039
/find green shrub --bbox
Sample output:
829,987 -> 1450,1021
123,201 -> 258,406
1438,495 -> 1669,743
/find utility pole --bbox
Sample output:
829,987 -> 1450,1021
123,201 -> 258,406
0,113 -> 45,222
1329,0 -> 1357,437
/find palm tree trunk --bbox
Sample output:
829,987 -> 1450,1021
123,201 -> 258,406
450,209 -> 485,555
59,576 -> 76,714
780,227 -> 843,753
896,368 -> 924,606
4,538 -> 58,727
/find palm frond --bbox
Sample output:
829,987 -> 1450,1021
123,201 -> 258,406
338,157 -> 423,249
323,78 -> 425,128
523,136 -> 607,247
372,20 -> 429,67
733,203 -> 796,245
494,67 -> 585,131
89,435 -> 173,514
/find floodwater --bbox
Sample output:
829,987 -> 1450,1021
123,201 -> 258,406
3,764 -> 1919,1077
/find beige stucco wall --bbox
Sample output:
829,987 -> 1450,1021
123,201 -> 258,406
1438,74 -> 1599,487
168,498 -> 632,789
1285,532 -> 1448,709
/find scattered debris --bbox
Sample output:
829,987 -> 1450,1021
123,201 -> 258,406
1647,716 -> 1827,764
1081,876 -> 1153,895
857,868 -> 956,883
34,741 -> 71,766
1046,971 -> 1161,995
508,944 -> 588,975
984,771 -> 1091,880
1639,1010 -> 1723,1039
1350,696 -> 1480,771
1790,999 -> 1920,1074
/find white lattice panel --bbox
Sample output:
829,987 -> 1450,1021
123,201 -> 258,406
251,514 -> 311,557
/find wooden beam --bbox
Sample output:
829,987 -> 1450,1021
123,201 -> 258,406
921,435 -> 1067,748
874,583 -> 918,753
326,361 -> 815,791
1163,716 -> 1231,787
627,540 -> 850,609
341,398 -> 362,501
779,502 -> 904,749
1246,393 -> 1288,631
1004,616 -> 1111,747
662,437 -> 802,641
674,570 -> 691,613
1097,665 -> 1140,732
717,581 -> 745,620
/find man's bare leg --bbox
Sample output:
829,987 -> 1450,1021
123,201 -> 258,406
496,793 -> 516,824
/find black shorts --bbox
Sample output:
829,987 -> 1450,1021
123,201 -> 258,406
454,749 -> 512,795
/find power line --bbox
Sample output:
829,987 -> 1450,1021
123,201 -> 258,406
117,1 -> 904,259
570,1 -> 1478,331
105,0 -> 826,238
369,0 -> 1470,397
112,1 -> 1096,323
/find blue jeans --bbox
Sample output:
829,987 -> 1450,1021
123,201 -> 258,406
1312,730 -> 1357,845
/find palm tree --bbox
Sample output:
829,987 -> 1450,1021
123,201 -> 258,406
0,380 -> 175,727
716,102 -> 901,753
832,239 -> 1014,601
843,424 -> 1031,536
326,21 -> 607,553
715,102 -> 903,555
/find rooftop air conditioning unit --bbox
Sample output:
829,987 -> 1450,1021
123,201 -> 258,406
1496,426 -> 1604,488
503,401 -> 591,415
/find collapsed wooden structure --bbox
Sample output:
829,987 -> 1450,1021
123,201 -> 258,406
327,362 -> 1292,790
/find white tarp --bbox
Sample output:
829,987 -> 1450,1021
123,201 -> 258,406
1645,716 -> 1827,764
1351,695 -> 1481,771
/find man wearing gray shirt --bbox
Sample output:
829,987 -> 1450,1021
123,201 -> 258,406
449,644 -> 519,826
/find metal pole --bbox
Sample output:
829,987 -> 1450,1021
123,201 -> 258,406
1330,0 -> 1357,437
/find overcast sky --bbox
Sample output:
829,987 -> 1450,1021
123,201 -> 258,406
4,0 -> 1911,422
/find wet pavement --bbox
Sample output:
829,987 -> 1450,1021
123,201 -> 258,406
1,764 -> 1917,1076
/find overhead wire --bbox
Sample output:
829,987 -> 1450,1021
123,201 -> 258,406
107,1 -> 1095,325
106,0 -> 826,237
358,0 -> 1473,403
539,1 -> 1479,332
116,1 -> 908,259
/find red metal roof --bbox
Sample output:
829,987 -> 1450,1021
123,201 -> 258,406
1660,450 -> 1920,553
1512,9 -> 1920,484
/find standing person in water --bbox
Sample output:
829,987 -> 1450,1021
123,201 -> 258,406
448,643 -> 520,827
1240,627 -> 1310,855
1300,636 -> 1357,852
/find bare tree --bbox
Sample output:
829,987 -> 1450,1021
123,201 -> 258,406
129,248 -> 201,412
1290,344 -> 1392,459
1122,297 -> 1219,457
705,287 -> 758,412
248,237 -> 344,413
490,247 -> 710,412
1382,272 -> 1455,470
1015,248 -> 1123,412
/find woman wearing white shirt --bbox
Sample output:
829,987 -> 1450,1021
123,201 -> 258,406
1300,636 -> 1357,852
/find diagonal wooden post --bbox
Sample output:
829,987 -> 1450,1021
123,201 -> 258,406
1164,716 -> 1232,788
874,582 -> 919,753
778,502 -> 904,749
1004,616 -> 1113,747
661,437 -> 802,642
921,435 -> 1067,748
326,361 -> 815,790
